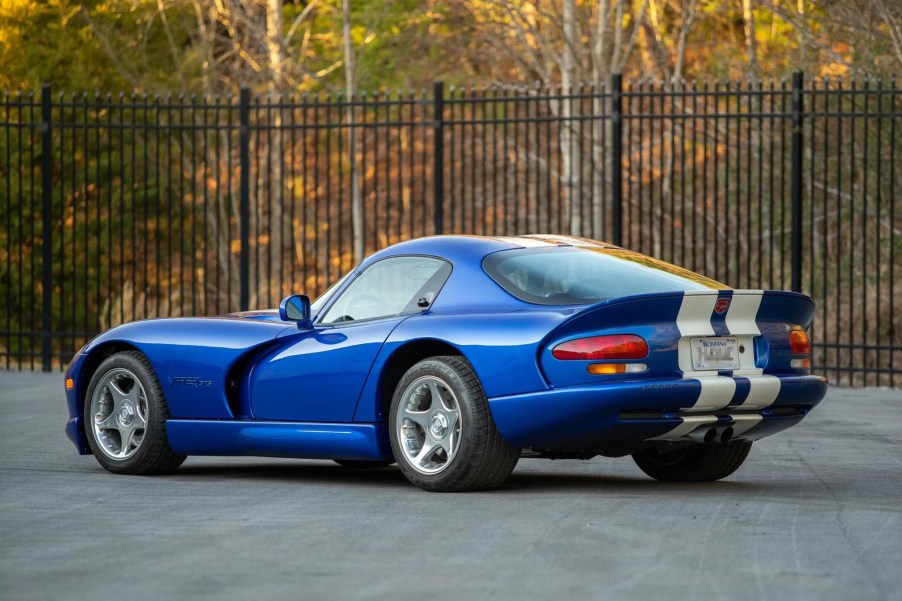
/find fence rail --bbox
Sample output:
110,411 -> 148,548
1,73 -> 900,386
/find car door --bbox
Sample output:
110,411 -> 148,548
249,256 -> 452,423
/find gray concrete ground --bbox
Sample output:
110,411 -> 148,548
0,371 -> 900,601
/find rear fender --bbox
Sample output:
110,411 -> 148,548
351,310 -> 569,423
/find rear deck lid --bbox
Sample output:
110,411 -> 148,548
539,289 -> 815,390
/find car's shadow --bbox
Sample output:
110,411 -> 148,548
174,461 -> 408,488
170,460 -> 772,495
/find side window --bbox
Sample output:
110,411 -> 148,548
320,256 -> 451,324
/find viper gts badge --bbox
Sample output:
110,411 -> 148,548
168,376 -> 213,388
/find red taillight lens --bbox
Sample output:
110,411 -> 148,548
552,334 -> 648,360
789,329 -> 810,355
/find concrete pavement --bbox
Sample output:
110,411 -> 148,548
1,371 -> 900,600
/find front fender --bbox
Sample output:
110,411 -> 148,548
78,317 -> 293,419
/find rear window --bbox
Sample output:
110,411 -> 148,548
483,247 -> 726,305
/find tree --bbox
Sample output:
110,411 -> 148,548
342,0 -> 364,262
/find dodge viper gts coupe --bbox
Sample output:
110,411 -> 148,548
64,235 -> 827,491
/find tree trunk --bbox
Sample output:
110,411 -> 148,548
342,0 -> 363,263
673,0 -> 698,82
266,0 -> 284,303
560,0 -> 582,236
591,0 -> 611,240
741,0 -> 760,78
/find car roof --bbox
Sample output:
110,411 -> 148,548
352,235 -> 624,313
366,234 -> 620,266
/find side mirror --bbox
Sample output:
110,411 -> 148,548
279,294 -> 313,329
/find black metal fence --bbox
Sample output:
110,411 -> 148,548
1,73 -> 900,387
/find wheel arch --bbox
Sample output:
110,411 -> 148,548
76,341 -> 144,417
376,339 -> 465,422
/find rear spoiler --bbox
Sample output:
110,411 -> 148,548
547,289 -> 815,342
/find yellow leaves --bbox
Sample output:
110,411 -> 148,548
820,63 -> 849,78
0,0 -> 36,11
350,23 -> 371,47
60,2 -> 81,27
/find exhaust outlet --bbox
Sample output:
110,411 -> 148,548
719,426 -> 734,444
688,427 -> 718,444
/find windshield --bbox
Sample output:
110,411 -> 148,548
483,247 -> 726,306
310,271 -> 352,318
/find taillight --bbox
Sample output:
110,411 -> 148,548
552,334 -> 648,360
789,329 -> 810,355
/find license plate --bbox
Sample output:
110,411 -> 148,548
691,337 -> 740,370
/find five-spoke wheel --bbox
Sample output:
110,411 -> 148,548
396,375 -> 462,474
90,368 -> 149,460
388,356 -> 520,492
84,351 -> 185,475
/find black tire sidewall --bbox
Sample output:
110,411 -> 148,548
84,352 -> 165,474
633,441 -> 752,482
389,358 -> 483,490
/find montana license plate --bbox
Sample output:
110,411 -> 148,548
691,336 -> 740,370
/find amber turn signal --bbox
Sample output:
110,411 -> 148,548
789,329 -> 811,355
587,363 -> 648,375
588,363 -> 625,375
65,378 -> 74,390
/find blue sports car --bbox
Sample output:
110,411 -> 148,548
64,235 -> 827,491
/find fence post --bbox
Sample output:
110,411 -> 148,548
40,84 -> 53,372
238,87 -> 250,311
610,73 -> 623,246
790,71 -> 804,293
432,81 -> 444,235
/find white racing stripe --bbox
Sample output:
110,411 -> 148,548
649,290 -> 781,442
725,291 -> 763,336
741,375 -> 781,409
650,415 -> 718,441
684,377 -> 737,412
676,292 -> 732,412
724,291 -> 781,412
493,236 -> 555,247
727,415 -> 763,438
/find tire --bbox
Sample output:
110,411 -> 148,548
632,441 -> 752,482
83,351 -> 186,475
333,459 -> 395,469
388,356 -> 520,492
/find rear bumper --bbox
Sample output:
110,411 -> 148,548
487,374 -> 827,451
